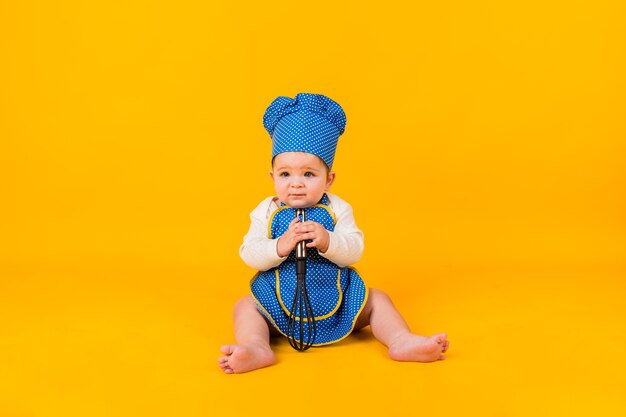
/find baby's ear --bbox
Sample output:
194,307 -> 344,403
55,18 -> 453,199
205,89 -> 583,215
269,170 -> 275,181
325,171 -> 336,189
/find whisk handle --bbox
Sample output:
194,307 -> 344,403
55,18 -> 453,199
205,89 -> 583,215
296,258 -> 306,277
295,209 -> 307,260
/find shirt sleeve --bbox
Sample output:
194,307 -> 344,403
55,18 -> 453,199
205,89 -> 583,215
239,197 -> 287,271
318,194 -> 364,267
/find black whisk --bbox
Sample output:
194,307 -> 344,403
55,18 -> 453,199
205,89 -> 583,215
286,208 -> 317,351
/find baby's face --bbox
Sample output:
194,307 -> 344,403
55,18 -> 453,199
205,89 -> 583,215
270,152 -> 335,208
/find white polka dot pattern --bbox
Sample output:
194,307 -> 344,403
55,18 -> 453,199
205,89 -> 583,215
263,93 -> 347,169
250,194 -> 367,346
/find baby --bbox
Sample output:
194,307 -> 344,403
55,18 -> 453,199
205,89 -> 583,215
218,93 -> 449,374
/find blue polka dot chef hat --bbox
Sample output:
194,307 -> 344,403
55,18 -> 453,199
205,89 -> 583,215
263,93 -> 347,170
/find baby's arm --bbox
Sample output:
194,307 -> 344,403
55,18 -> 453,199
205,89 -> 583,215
239,195 -> 364,269
318,195 -> 364,267
239,198 -> 287,271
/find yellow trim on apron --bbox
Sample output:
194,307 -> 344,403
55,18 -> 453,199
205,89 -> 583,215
275,268 -> 343,321
249,196 -> 366,346
250,267 -> 369,347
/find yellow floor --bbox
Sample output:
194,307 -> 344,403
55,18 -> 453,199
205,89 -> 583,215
1,262 -> 624,416
3,1 -> 625,415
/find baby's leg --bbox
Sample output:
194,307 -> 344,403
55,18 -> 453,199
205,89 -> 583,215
355,288 -> 449,362
218,295 -> 276,374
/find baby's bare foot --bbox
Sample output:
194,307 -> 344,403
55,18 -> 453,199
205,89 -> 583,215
388,332 -> 449,362
217,343 -> 275,374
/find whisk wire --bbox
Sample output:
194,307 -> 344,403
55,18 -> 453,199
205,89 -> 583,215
286,208 -> 316,351
302,273 -> 317,345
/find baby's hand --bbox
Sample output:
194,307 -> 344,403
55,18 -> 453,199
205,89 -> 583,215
276,217 -> 303,258
276,219 -> 330,257
295,220 -> 330,253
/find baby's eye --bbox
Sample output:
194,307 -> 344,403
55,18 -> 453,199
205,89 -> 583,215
279,172 -> 290,177
304,172 -> 315,177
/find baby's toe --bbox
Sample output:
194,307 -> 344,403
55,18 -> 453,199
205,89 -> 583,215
220,344 -> 235,355
220,363 -> 234,373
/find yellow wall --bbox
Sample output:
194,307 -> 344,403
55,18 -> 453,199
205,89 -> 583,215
2,2 -> 626,416
2,1 -> 625,271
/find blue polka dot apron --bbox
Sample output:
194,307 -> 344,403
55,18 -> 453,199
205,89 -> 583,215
250,194 -> 369,346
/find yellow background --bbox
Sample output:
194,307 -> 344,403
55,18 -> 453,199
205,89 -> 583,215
1,1 -> 625,416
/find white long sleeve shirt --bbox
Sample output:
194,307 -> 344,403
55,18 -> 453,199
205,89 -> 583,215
239,193 -> 364,271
